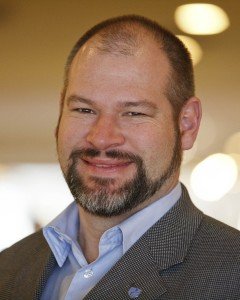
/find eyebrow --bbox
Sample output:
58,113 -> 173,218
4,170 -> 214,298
66,95 -> 94,106
119,100 -> 157,110
66,94 -> 157,110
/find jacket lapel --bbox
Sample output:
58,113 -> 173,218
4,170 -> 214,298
84,185 -> 203,299
147,185 -> 203,271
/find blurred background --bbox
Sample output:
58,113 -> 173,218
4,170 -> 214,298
0,0 -> 239,250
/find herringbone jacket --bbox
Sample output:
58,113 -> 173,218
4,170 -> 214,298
1,186 -> 240,299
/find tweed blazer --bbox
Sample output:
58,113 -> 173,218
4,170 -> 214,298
1,186 -> 240,299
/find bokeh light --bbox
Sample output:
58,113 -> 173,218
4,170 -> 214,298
175,3 -> 230,35
191,153 -> 238,201
0,164 -> 73,250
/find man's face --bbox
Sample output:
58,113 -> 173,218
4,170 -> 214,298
57,39 -> 182,217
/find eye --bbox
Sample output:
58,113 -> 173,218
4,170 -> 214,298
74,108 -> 95,114
125,111 -> 147,117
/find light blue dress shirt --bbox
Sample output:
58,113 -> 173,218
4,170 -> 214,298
42,183 -> 181,300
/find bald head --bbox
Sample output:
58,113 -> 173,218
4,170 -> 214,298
60,15 -> 194,119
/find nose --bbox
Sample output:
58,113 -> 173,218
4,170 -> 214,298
86,114 -> 125,150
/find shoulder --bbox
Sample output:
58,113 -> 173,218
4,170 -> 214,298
180,185 -> 240,252
186,214 -> 240,282
0,231 -> 54,298
0,230 -> 49,270
194,214 -> 240,253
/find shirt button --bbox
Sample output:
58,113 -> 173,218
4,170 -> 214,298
83,269 -> 94,278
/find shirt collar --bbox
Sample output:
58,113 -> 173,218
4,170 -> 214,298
43,182 -> 181,266
43,202 -> 79,267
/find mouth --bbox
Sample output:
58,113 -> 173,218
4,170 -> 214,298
81,158 -> 133,174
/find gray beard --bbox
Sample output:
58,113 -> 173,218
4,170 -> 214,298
64,132 -> 181,217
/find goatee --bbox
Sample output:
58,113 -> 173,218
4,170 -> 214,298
63,130 -> 181,217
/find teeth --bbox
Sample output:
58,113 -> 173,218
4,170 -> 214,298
95,164 -> 115,168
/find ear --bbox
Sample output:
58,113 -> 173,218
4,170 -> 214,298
179,97 -> 202,150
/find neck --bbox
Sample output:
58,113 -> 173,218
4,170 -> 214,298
78,207 -> 132,263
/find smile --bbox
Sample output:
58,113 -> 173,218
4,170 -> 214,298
81,158 -> 133,173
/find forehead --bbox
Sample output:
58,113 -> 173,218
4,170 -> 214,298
66,37 -> 171,103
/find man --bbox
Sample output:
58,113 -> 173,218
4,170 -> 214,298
1,15 -> 240,300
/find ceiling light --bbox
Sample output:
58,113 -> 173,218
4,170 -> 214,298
175,3 -> 230,35
177,35 -> 203,65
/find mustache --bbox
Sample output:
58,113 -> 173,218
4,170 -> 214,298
69,148 -> 142,164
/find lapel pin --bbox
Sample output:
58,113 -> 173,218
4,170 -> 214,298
128,287 -> 142,298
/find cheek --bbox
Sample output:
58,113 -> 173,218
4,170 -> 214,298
127,120 -> 174,151
128,123 -> 176,169
58,117 -> 89,146
57,119 -> 85,164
